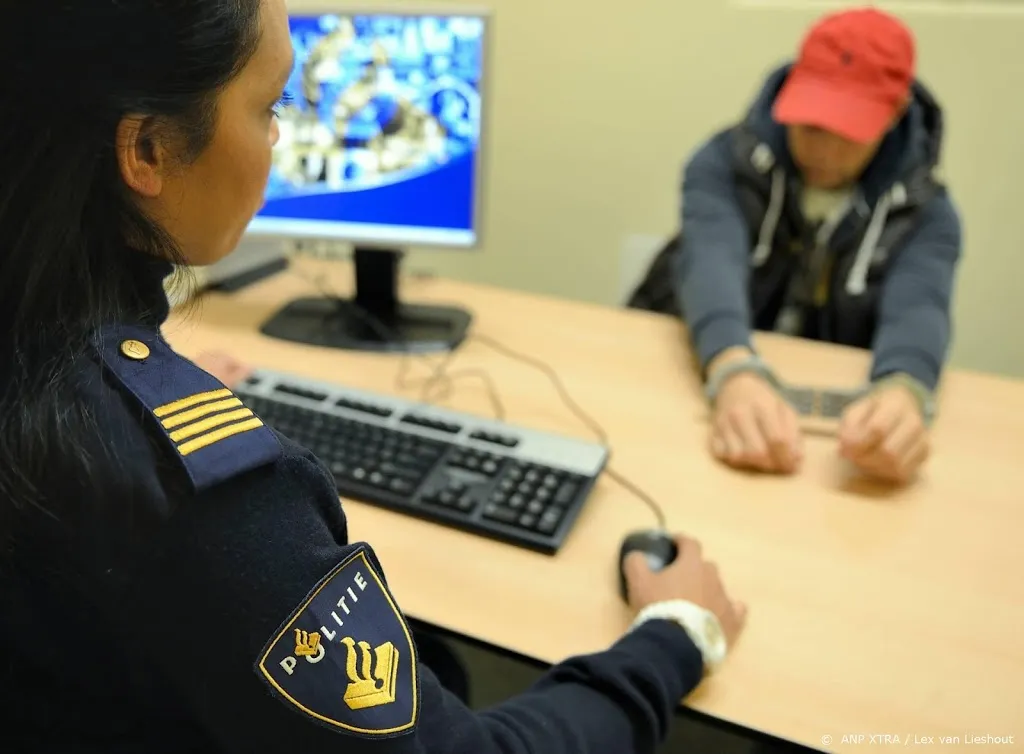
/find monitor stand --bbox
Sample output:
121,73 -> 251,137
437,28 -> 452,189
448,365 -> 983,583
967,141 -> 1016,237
259,247 -> 472,354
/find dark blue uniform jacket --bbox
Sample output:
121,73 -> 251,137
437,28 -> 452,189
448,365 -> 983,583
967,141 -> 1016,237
0,254 -> 703,753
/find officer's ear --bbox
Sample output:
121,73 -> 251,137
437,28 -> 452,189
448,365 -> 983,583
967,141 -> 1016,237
115,114 -> 168,198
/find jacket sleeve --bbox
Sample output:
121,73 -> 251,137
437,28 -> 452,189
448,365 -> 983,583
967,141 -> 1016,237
869,192 -> 963,391
111,453 -> 704,754
672,132 -> 755,372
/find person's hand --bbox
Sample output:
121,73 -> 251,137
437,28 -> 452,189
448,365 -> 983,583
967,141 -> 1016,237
839,382 -> 929,483
623,534 -> 747,648
192,350 -> 254,389
708,352 -> 802,474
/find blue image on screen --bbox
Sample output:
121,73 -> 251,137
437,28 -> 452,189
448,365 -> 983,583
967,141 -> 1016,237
257,13 -> 485,240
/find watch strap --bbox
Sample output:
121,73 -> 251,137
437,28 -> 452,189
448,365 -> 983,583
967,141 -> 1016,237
631,599 -> 727,673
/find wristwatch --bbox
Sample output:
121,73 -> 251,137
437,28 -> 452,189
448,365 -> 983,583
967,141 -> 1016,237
631,600 -> 728,674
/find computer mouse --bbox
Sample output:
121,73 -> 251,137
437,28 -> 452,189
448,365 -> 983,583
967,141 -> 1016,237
617,530 -> 679,603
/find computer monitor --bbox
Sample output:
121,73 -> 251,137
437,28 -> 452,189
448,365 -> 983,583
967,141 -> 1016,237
247,8 -> 489,353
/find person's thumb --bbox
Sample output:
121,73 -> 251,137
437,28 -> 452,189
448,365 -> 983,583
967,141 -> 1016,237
623,551 -> 652,582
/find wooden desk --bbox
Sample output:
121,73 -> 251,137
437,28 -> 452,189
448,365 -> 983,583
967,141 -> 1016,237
165,260 -> 1024,753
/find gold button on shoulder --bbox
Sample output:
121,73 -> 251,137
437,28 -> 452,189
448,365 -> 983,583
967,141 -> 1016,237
120,339 -> 151,361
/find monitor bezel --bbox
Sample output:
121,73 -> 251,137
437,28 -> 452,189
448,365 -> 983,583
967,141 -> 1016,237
246,4 -> 493,252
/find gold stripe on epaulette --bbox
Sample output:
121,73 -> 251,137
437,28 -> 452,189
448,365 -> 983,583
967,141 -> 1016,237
154,388 -> 233,419
168,407 -> 256,442
177,417 -> 265,457
161,398 -> 244,430
155,387 -> 265,457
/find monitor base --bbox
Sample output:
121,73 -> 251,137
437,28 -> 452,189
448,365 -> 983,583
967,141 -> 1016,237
260,296 -> 471,354
259,246 -> 472,354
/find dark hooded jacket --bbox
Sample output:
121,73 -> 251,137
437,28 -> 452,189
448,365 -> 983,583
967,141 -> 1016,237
630,64 -> 962,390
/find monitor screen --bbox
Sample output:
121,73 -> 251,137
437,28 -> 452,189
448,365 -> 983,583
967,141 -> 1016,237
247,11 -> 487,247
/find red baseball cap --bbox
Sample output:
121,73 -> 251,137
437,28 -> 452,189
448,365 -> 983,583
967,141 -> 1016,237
773,7 -> 915,144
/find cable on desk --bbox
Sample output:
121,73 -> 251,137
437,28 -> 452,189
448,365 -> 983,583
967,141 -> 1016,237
467,333 -> 667,531
288,261 -> 666,530
469,333 -> 609,444
285,260 -> 506,419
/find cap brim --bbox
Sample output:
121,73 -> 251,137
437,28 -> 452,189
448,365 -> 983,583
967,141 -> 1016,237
772,72 -> 894,144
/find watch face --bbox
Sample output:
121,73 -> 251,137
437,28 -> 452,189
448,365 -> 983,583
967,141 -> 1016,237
703,614 -> 725,650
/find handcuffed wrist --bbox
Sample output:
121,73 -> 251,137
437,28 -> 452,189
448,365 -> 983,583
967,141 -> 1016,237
870,372 -> 936,426
704,354 -> 781,407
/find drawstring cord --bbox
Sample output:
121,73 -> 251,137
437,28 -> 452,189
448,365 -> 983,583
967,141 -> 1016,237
845,182 -> 906,295
752,167 -> 785,267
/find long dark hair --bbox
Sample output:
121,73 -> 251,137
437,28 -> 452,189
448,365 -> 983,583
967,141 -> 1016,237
0,1 -> 262,524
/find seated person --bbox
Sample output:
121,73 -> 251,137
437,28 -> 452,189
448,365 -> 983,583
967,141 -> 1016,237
632,7 -> 961,483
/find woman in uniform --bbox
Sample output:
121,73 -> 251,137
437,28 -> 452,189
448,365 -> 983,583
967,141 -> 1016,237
0,1 -> 746,752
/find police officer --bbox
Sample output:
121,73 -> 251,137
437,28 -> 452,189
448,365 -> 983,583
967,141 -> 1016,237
0,1 -> 746,752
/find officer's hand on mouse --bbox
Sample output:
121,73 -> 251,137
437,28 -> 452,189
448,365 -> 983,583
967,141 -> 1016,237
193,351 -> 254,388
623,534 -> 747,646
708,350 -> 802,475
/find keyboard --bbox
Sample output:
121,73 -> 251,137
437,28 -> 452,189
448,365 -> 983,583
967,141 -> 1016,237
236,369 -> 609,554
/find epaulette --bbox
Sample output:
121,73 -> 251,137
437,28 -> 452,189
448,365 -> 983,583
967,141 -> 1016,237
94,324 -> 282,493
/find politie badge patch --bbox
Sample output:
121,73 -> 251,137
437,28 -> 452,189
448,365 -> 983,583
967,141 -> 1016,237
255,547 -> 419,737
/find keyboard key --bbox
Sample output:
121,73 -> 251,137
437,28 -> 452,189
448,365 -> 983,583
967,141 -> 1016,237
401,414 -> 462,434
389,478 -> 413,495
468,429 -> 520,448
483,504 -> 518,525
538,509 -> 562,534
275,383 -> 328,402
554,481 -> 578,506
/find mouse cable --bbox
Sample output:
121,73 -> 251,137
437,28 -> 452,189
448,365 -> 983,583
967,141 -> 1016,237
466,332 -> 667,531
287,261 -> 666,530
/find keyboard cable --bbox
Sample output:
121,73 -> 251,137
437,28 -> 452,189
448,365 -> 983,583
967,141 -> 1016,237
285,258 -> 508,419
285,258 -> 667,530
